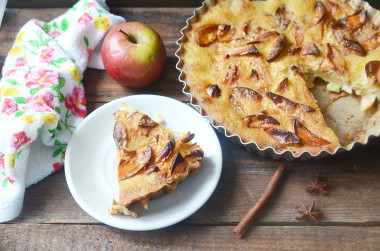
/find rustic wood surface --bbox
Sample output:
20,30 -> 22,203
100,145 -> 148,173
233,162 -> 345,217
2,0 -> 380,249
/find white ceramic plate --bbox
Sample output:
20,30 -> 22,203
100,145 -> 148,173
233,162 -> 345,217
65,95 -> 223,231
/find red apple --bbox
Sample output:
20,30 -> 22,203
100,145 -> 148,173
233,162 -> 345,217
101,22 -> 166,87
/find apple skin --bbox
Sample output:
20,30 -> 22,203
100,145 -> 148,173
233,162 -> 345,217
101,22 -> 166,88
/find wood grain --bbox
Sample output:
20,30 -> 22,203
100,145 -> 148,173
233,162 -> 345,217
1,224 -> 380,250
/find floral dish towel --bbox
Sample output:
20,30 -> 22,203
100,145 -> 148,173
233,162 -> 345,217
0,0 -> 125,222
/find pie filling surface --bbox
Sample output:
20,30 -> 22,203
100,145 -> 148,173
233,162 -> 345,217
179,0 -> 380,155
109,104 -> 204,218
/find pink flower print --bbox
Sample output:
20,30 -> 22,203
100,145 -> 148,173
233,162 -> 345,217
7,177 -> 15,184
25,68 -> 59,89
25,92 -> 56,112
87,2 -> 96,8
50,31 -> 61,39
52,162 -> 63,173
4,69 -> 17,77
78,13 -> 92,25
39,46 -> 54,64
1,98 -> 18,115
0,155 -> 4,170
10,131 -> 31,150
65,86 -> 87,118
15,58 -> 27,67
87,48 -> 93,61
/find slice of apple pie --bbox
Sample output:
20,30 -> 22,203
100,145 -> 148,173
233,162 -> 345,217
108,104 -> 204,218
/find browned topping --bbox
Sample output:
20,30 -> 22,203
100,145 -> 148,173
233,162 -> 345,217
276,78 -> 289,92
156,139 -> 175,162
306,174 -> 330,195
361,35 -> 380,51
300,42 -> 319,56
119,146 -> 152,180
256,31 -> 281,43
145,165 -> 159,175
138,115 -> 158,128
250,69 -> 259,81
296,201 -> 321,223
311,1 -> 326,27
181,132 -> 195,143
243,114 -> 280,128
275,5 -> 291,30
226,43 -> 259,58
207,84 -> 221,98
331,21 -> 367,56
290,66 -> 304,79
267,92 -> 315,112
224,64 -> 240,84
233,86 -> 263,102
185,149 -> 204,158
267,33 -> 287,62
288,45 -> 301,55
263,127 -> 301,145
170,153 -> 185,175
113,121 -> 128,149
337,8 -> 366,32
320,43 -> 346,75
292,118 -> 330,147
196,24 -> 234,47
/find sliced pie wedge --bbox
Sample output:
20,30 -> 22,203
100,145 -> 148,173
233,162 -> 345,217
108,104 -> 204,218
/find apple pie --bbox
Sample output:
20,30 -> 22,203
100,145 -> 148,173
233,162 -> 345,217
178,0 -> 380,156
108,104 -> 204,218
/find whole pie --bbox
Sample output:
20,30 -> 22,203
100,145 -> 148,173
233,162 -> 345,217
109,104 -> 204,217
178,0 -> 380,156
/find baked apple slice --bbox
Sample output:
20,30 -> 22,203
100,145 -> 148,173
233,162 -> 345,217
109,104 -> 204,218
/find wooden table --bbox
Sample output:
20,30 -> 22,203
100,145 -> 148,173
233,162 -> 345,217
2,0 -> 380,249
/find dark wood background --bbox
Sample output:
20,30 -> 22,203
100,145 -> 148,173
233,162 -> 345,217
1,0 -> 380,249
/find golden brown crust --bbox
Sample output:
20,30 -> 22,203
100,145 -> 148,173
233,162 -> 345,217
179,0 -> 380,155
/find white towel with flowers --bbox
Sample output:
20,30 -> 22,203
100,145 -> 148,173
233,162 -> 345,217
0,0 -> 125,222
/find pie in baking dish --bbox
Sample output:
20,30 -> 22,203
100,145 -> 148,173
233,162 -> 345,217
108,104 -> 204,217
178,0 -> 380,155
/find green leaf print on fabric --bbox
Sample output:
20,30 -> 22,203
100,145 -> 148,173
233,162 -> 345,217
12,97 -> 26,104
28,40 -> 39,48
60,19 -> 69,31
6,79 -> 19,86
84,36 -> 89,48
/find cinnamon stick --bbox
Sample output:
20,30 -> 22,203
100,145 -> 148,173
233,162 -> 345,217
233,164 -> 285,238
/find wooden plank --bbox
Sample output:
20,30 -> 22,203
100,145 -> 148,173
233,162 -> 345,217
9,144 -> 380,224
6,0 -> 204,8
1,224 -> 380,250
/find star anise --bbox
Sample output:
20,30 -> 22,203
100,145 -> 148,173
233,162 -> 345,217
296,201 -> 321,223
306,174 -> 330,195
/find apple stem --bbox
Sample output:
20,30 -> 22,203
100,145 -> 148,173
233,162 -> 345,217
119,29 -> 137,44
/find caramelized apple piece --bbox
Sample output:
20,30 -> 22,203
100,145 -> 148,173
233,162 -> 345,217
207,84 -> 221,98
320,43 -> 346,75
145,165 -> 159,175
311,1 -> 326,27
294,23 -> 305,46
185,149 -> 204,158
326,0 -> 346,18
267,34 -> 287,62
292,119 -> 330,147
224,64 -> 240,85
226,43 -> 259,58
181,132 -> 195,143
290,66 -> 304,79
170,153 -> 185,175
233,87 -> 263,102
263,128 -> 301,145
276,78 -> 289,92
288,44 -> 302,55
331,21 -> 367,56
156,138 -> 175,162
301,43 -> 319,56
113,121 -> 128,149
337,8 -> 366,32
119,146 -> 152,180
267,92 -> 315,112
196,24 -> 233,47
243,114 -> 280,128
250,69 -> 259,81
275,5 -> 291,30
365,60 -> 380,85
361,35 -> 380,51
138,115 -> 158,128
